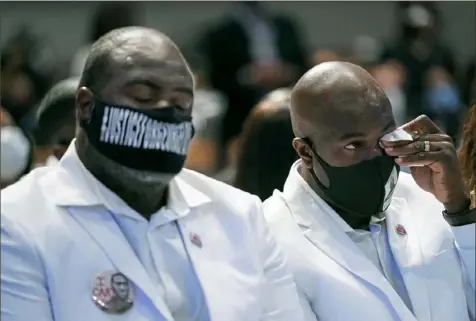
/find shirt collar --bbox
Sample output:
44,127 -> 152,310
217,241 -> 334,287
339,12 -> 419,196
47,141 -> 211,220
287,160 -> 385,234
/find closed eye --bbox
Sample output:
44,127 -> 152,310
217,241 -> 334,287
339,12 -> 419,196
127,83 -> 157,104
133,96 -> 155,104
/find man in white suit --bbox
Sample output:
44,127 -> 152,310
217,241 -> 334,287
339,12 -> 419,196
1,27 -> 304,321
263,62 -> 475,321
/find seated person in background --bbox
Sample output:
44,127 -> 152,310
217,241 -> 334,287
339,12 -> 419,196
0,28 -> 53,135
459,102 -> 476,206
70,2 -> 137,77
233,88 -> 298,200
381,3 -> 456,119
372,62 -> 407,126
351,35 -> 381,68
200,1 -> 307,161
425,67 -> 462,142
33,77 -> 79,168
184,65 -> 227,176
312,49 -> 342,66
0,107 -> 31,188
264,62 -> 475,321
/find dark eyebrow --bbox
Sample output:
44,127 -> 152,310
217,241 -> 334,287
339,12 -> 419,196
338,122 -> 395,141
126,79 -> 193,97
339,131 -> 366,141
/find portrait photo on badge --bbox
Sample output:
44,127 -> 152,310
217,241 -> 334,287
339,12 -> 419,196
92,271 -> 135,314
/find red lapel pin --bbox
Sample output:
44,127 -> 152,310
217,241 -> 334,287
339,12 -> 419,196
190,232 -> 202,248
395,224 -> 407,236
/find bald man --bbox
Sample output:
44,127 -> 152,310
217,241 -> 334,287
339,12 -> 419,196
33,77 -> 79,168
263,62 -> 475,321
1,27 -> 304,321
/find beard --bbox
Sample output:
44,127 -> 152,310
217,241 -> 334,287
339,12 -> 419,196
108,160 -> 177,186
86,140 -> 178,192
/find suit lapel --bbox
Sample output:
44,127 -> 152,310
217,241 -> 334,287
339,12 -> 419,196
282,166 -> 416,321
177,211 -> 261,321
291,201 -> 414,320
68,206 -> 174,320
385,197 -> 431,321
176,219 -> 214,320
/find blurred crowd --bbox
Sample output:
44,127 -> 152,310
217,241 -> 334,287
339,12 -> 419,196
1,1 -> 475,198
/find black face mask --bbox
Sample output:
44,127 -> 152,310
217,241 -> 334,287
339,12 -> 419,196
81,97 -> 194,174
307,143 -> 400,218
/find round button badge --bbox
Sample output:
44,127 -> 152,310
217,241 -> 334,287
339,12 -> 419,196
92,271 -> 135,314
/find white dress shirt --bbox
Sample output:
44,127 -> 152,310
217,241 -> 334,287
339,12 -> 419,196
297,163 -> 414,312
73,150 -> 209,321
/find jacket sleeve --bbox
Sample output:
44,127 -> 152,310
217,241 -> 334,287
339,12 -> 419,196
249,196 -> 305,321
1,216 -> 54,321
451,221 -> 476,317
452,222 -> 476,289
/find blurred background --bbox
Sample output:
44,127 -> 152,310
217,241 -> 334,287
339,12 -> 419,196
1,1 -> 475,195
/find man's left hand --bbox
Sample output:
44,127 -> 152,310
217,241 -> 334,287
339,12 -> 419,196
381,115 -> 471,214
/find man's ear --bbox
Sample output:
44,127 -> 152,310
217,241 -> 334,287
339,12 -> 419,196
292,137 -> 330,188
292,138 -> 313,169
76,87 -> 94,125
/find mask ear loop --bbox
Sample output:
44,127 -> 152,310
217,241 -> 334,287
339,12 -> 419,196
301,137 -> 316,160
299,137 -> 331,191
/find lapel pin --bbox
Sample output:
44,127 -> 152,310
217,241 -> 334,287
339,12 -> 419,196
395,224 -> 407,236
190,232 -> 203,248
92,271 -> 135,314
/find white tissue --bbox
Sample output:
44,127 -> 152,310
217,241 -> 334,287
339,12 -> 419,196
381,128 -> 413,142
381,128 -> 425,167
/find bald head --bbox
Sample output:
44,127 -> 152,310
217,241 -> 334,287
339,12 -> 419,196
37,77 -> 79,115
291,62 -> 396,169
79,26 -> 190,93
291,62 -> 392,139
35,77 -> 80,146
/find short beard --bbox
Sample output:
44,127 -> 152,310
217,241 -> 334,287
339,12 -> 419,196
89,144 -> 176,189
76,132 -> 176,209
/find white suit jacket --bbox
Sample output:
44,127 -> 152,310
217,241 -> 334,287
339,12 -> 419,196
263,162 -> 476,321
1,147 -> 304,321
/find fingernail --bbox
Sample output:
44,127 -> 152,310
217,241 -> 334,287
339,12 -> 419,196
396,157 -> 403,163
386,147 -> 394,151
